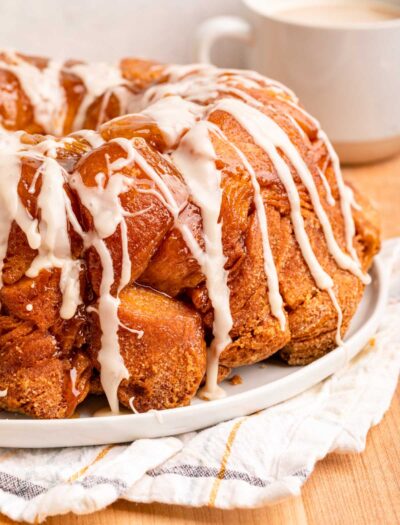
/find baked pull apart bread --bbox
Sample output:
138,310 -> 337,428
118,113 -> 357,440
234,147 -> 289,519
0,50 -> 379,418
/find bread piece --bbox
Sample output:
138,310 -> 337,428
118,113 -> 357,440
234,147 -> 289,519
89,285 -> 206,412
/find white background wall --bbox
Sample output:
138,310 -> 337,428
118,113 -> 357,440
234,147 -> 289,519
0,0 -> 245,66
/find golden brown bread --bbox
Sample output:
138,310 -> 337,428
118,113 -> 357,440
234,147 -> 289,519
0,52 -> 380,418
0,145 -> 92,418
0,52 -> 135,135
90,285 -> 206,412
74,139 -> 179,295
0,270 -> 91,418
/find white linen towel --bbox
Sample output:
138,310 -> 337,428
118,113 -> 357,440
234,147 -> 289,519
0,239 -> 399,523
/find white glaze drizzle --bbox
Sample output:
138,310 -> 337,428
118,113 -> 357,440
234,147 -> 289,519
140,96 -> 202,148
285,99 -> 366,269
0,389 -> 7,397
0,131 -> 83,318
128,396 -> 139,414
318,129 -> 363,265
92,407 -> 121,417
70,135 -> 192,411
119,320 -> 144,338
0,51 -> 141,136
172,122 -> 233,400
97,86 -> 132,128
210,98 -> 346,344
0,152 -> 38,290
0,50 -> 66,135
71,129 -> 105,149
110,141 -> 204,275
69,164 -> 134,412
148,409 -> 164,423
70,368 -> 80,397
25,156 -> 82,319
163,64 -> 297,100
140,64 -> 289,114
214,127 -> 286,330
317,167 -> 336,206
215,98 -> 368,285
65,62 -> 128,130
93,237 -> 129,412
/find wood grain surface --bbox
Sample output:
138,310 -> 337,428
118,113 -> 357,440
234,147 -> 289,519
1,154 -> 399,525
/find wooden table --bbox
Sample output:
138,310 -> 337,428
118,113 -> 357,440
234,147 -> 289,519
1,154 -> 400,525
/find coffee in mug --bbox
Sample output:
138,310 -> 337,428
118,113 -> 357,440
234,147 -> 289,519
274,1 -> 400,26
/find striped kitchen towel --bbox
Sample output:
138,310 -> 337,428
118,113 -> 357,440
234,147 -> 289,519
0,238 -> 399,523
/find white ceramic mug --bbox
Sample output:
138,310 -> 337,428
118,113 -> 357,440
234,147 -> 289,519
196,0 -> 400,164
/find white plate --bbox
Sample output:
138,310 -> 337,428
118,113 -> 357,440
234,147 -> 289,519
0,254 -> 388,448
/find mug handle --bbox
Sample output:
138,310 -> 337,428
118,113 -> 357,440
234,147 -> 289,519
195,16 -> 253,64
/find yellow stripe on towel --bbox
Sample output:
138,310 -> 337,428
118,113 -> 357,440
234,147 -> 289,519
68,445 -> 115,483
208,419 -> 246,507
